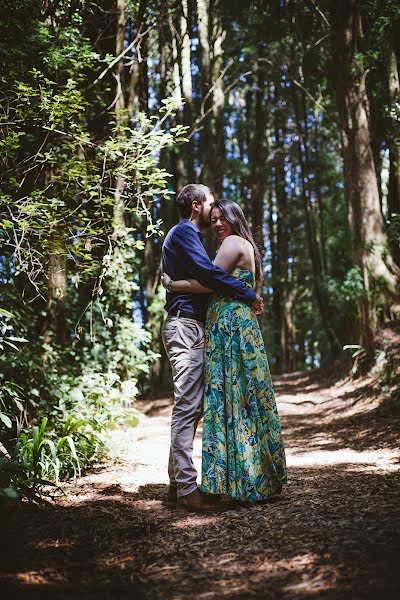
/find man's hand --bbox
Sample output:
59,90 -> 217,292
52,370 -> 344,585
161,273 -> 171,289
251,294 -> 264,315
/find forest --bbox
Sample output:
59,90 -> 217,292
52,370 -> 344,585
1,1 -> 400,598
0,0 -> 399,508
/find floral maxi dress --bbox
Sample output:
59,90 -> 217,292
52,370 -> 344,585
200,268 -> 287,502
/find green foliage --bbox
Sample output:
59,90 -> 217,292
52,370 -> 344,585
0,457 -> 56,506
0,309 -> 27,445
387,214 -> 400,245
0,3 -> 185,503
376,326 -> 400,408
74,234 -> 161,391
342,267 -> 367,302
2,68 -> 184,284
0,364 -> 141,503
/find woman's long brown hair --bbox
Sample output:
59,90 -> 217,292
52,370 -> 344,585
211,200 -> 263,281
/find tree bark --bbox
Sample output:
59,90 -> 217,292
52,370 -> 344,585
268,189 -> 282,372
127,0 -> 147,116
169,11 -> 186,191
114,0 -> 127,235
314,118 -> 328,274
115,0 -> 126,128
138,18 -> 149,113
196,0 -> 214,190
159,5 -> 174,231
249,54 -> 268,296
385,26 -> 400,221
181,0 -> 195,180
127,56 -> 140,116
332,0 -> 400,357
273,79 -> 291,372
284,286 -> 296,372
41,253 -> 67,349
41,156 -> 67,350
210,0 -> 225,197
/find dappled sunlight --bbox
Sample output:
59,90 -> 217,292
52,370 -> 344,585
96,552 -> 135,570
172,515 -> 221,529
111,546 -> 346,600
14,570 -> 66,586
281,565 -> 342,596
3,368 -> 399,600
31,539 -> 75,550
3,463 -> 399,599
60,490 -> 112,505
287,447 -> 400,471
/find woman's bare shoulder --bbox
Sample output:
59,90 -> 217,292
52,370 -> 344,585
227,235 -> 254,253
220,234 -> 247,248
218,235 -> 255,270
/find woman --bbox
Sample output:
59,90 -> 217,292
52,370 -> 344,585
162,200 -> 287,503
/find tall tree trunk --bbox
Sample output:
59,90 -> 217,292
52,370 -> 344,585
314,118 -> 328,274
194,0 -> 226,196
127,0 -> 147,116
210,0 -> 225,197
250,53 -> 268,296
127,56 -> 140,116
196,0 -> 214,189
138,17 -> 149,113
41,158 -> 67,350
285,286 -> 297,372
181,0 -> 195,180
386,27 -> 400,199
159,5 -> 174,232
42,252 -> 67,349
115,0 -> 126,128
169,11 -> 186,191
268,189 -> 284,372
274,78 -> 291,373
332,0 -> 400,357
153,5 -> 172,393
385,25 -> 400,232
114,0 -> 127,235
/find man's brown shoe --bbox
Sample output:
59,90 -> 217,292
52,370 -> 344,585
176,488 -> 226,513
164,484 -> 177,508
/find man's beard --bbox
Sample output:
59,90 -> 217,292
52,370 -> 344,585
198,206 -> 210,229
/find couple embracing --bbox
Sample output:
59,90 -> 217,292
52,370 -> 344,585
161,184 -> 287,513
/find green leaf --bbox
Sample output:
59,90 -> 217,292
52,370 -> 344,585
0,413 -> 12,428
0,487 -> 19,499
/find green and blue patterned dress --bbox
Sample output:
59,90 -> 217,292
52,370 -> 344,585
200,267 -> 287,502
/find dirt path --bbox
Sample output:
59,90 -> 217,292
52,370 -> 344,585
2,369 -> 400,599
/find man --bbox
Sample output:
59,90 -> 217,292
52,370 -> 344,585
162,184 -> 263,512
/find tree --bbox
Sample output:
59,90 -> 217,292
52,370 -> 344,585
332,0 -> 400,357
385,23 -> 400,224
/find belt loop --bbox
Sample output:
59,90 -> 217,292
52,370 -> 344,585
177,309 -> 181,317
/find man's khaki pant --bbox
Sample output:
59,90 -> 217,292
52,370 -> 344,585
162,315 -> 205,497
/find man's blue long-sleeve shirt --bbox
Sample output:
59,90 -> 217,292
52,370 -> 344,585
162,219 -> 257,321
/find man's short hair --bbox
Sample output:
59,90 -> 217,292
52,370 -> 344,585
176,184 -> 212,218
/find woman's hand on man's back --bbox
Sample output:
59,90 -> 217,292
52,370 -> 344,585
252,295 -> 264,315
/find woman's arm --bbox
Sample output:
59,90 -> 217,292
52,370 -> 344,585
213,236 -> 242,272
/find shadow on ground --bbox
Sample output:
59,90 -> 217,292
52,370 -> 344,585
1,463 -> 399,600
1,368 -> 400,600
276,371 -> 400,453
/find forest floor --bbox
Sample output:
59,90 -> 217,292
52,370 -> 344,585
1,366 -> 400,600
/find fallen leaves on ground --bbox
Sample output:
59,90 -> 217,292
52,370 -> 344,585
1,367 -> 399,599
